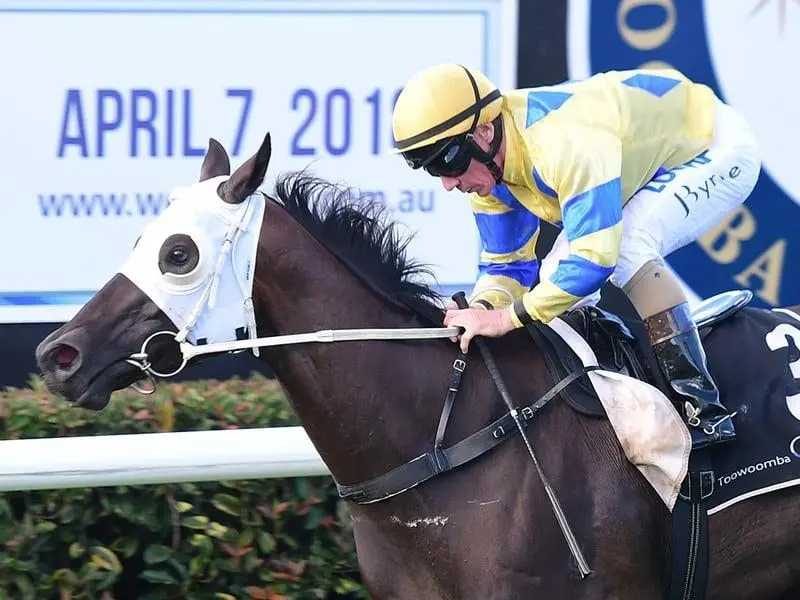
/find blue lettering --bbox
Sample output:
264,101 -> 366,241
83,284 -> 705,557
686,149 -> 711,167
673,150 -> 712,173
398,190 -> 435,213
97,89 -> 123,157
136,192 -> 168,215
325,88 -> 351,155
37,191 -> 168,218
290,86 -> 404,156
361,190 -> 387,207
366,89 -> 381,155
641,150 -> 713,193
57,89 -> 88,158
418,190 -> 435,212
291,88 -> 317,156
673,185 -> 697,217
642,169 -> 676,193
56,87 -> 254,158
182,89 -> 204,157
38,193 -> 65,217
642,182 -> 665,193
398,190 -> 413,212
226,89 -> 253,156
37,192 -> 126,217
165,89 -> 175,157
131,89 -> 158,157
94,192 -> 126,216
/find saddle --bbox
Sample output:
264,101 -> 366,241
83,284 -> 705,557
527,289 -> 755,418
335,288 -> 755,506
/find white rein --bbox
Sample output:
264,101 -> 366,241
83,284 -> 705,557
126,325 -> 461,392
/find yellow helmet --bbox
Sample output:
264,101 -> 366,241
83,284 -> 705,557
392,64 -> 503,154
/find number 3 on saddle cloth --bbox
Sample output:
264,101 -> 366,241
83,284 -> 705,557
529,289 -> 800,515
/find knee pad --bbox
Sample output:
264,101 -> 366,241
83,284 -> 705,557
622,259 -> 688,319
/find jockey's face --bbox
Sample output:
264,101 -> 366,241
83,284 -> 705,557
439,159 -> 496,197
439,123 -> 501,197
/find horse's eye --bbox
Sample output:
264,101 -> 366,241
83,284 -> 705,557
169,246 -> 189,266
158,234 -> 200,276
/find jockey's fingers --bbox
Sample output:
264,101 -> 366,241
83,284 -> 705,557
443,308 -> 467,325
460,329 -> 473,353
449,325 -> 460,343
443,311 -> 466,343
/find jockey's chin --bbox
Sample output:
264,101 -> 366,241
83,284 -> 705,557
469,181 -> 496,197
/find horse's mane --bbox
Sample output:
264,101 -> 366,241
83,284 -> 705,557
265,171 -> 446,325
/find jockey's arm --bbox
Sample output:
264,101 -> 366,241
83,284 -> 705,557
467,190 -> 541,310
509,123 -> 623,326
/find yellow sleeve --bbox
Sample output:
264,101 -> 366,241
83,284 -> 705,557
469,184 -> 541,310
509,123 -> 623,326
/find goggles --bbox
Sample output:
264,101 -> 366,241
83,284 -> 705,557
402,136 -> 472,178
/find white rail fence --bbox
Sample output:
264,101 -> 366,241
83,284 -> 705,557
0,427 -> 330,492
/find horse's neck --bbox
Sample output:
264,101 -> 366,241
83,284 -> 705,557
250,210 -> 454,484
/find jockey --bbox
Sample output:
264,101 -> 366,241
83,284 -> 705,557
391,64 -> 760,449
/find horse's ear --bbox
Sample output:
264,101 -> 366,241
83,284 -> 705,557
199,138 -> 231,181
219,132 -> 271,205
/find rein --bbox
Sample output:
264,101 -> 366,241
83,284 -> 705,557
125,325 -> 461,381
125,317 -> 594,576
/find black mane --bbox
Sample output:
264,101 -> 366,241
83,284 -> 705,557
266,171 -> 446,325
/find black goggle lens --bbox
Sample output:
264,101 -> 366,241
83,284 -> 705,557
426,143 -> 466,174
403,140 -> 471,178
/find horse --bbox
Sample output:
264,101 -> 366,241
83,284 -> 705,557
35,132 -> 800,599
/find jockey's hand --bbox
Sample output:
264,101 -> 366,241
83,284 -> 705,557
443,299 -> 487,338
443,306 -> 515,353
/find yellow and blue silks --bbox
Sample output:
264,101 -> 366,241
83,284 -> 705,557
469,68 -> 717,326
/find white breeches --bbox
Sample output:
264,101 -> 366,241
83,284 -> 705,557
539,98 -> 761,308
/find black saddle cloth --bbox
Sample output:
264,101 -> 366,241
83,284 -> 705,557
533,301 -> 800,514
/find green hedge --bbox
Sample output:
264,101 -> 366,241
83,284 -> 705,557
0,374 -> 367,600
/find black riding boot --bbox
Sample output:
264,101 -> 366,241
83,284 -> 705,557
645,303 -> 737,449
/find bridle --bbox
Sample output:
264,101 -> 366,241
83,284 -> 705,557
124,188 -> 461,390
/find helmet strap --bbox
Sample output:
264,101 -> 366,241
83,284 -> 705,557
465,115 -> 504,183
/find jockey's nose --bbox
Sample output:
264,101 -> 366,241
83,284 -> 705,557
440,176 -> 459,192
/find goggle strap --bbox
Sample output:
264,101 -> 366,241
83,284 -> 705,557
465,115 -> 505,182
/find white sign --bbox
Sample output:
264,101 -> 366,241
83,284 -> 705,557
0,0 -> 518,323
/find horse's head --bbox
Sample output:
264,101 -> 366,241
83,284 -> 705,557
36,133 -> 273,409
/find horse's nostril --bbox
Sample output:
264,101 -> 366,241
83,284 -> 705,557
53,344 -> 79,369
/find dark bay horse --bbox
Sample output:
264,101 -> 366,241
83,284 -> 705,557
35,133 -> 800,599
